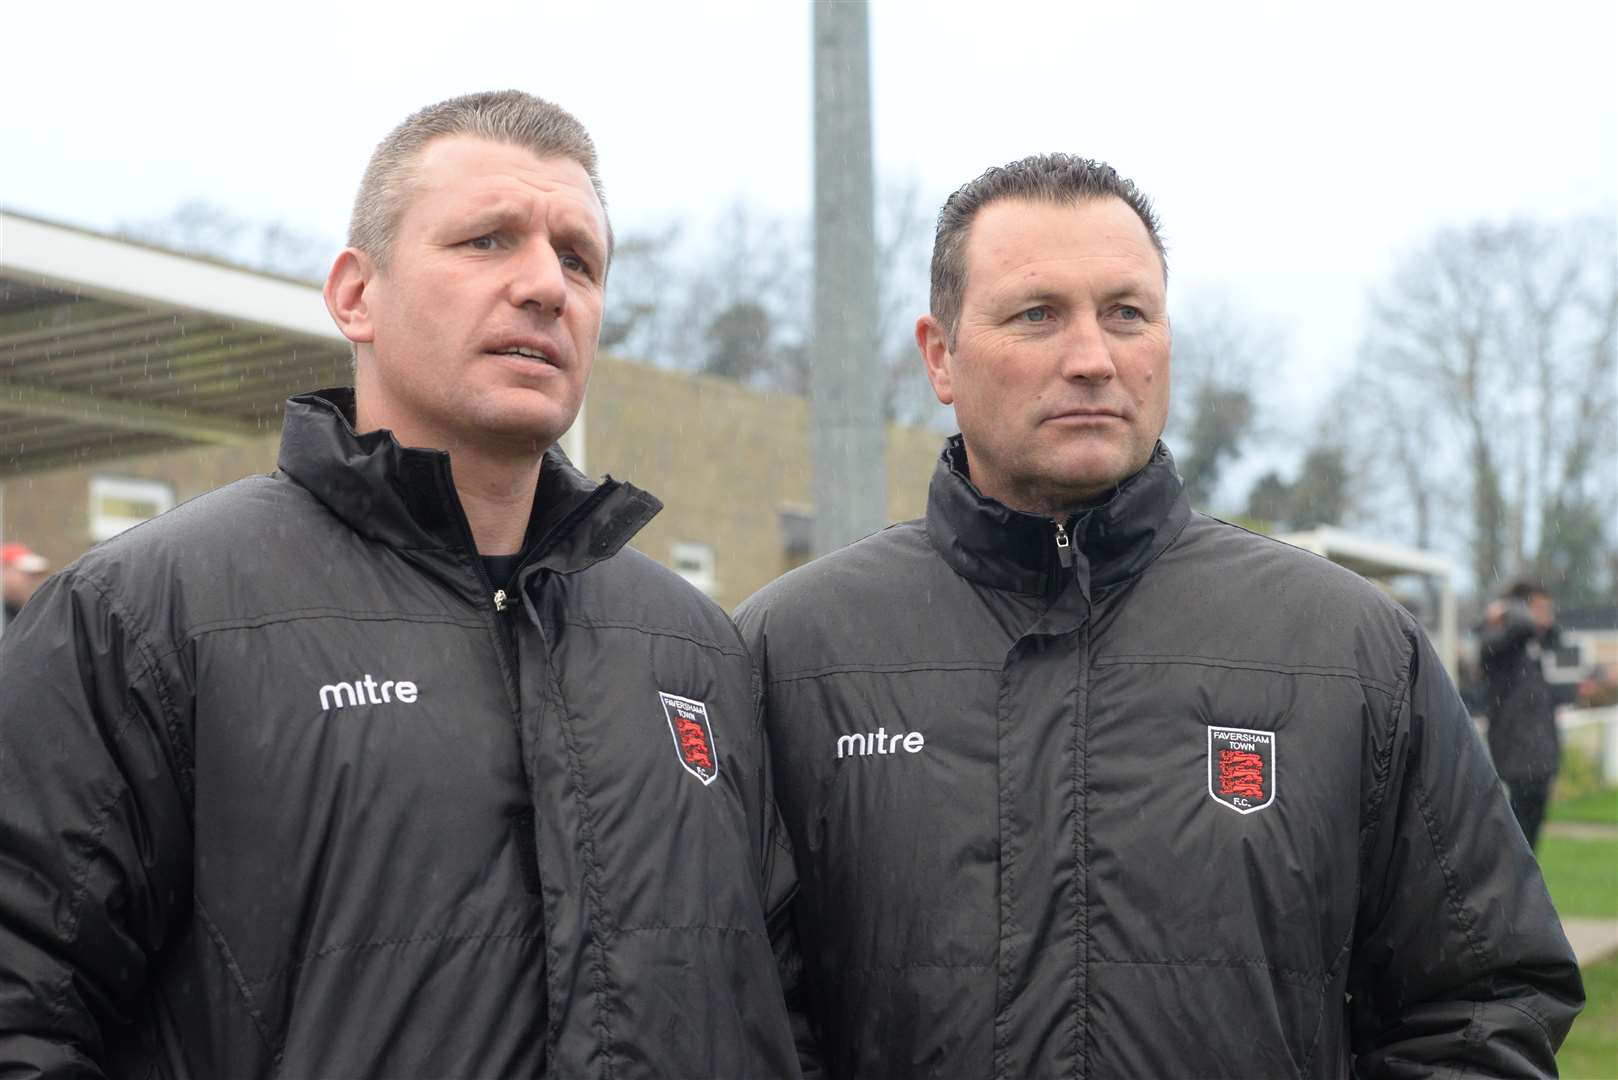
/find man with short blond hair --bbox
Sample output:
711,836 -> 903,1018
0,91 -> 801,1078
740,153 -> 1581,1078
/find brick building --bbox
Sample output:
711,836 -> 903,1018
0,211 -> 943,612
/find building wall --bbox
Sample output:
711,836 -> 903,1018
2,434 -> 281,574
2,356 -> 948,612
588,358 -> 944,611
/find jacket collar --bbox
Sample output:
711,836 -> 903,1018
277,388 -> 660,576
925,435 -> 1189,599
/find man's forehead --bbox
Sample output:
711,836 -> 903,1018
970,196 -> 1152,257
408,136 -> 606,226
964,196 -> 1165,294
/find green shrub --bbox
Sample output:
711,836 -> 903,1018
1555,742 -> 1611,808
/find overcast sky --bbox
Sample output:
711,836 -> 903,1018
3,0 -> 1614,467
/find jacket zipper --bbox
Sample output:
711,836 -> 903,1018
1054,520 -> 1074,569
490,482 -> 621,616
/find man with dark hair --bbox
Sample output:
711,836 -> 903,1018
0,91 -> 800,1078
1481,579 -> 1563,848
738,153 -> 1580,1077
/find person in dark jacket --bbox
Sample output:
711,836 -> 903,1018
0,542 -> 48,632
737,154 -> 1581,1079
1480,580 -> 1564,848
0,91 -> 801,1079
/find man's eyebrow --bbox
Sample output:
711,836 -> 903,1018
554,213 -> 608,263
987,281 -> 1065,306
1005,287 -> 1066,308
456,205 -> 523,234
1096,280 -> 1162,305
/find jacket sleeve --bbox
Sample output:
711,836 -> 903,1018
1348,626 -> 1582,1078
762,800 -> 824,1080
746,624 -> 826,1080
0,570 -> 192,1076
1478,609 -> 1535,674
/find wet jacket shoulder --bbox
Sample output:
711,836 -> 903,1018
738,438 -> 1581,1080
0,389 -> 800,1080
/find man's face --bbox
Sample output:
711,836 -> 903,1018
2,564 -> 43,608
918,196 -> 1171,514
340,136 -> 609,455
1529,593 -> 1556,632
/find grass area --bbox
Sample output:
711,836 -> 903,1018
1559,954 -> 1618,1080
1538,836 -> 1618,919
1541,755 -> 1617,1074
1553,786 -> 1618,826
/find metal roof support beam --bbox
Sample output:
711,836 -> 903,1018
0,380 -> 264,446
0,299 -> 148,342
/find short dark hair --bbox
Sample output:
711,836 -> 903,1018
1505,579 -> 1551,603
929,154 -> 1165,345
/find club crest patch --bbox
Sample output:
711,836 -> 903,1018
1207,726 -> 1276,814
659,692 -> 719,786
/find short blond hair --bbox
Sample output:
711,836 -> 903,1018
348,89 -> 613,270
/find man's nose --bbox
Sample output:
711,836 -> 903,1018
509,241 -> 568,317
1058,316 -> 1117,381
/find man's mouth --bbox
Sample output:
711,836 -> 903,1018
1048,409 -> 1123,422
492,346 -> 555,364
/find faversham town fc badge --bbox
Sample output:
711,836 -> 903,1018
659,692 -> 719,786
1207,726 -> 1276,815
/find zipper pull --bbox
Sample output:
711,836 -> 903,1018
493,588 -> 509,613
1053,521 -> 1074,569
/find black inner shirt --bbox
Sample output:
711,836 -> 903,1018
481,552 -> 525,591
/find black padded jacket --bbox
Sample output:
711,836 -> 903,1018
737,438 -> 1581,1080
0,389 -> 801,1079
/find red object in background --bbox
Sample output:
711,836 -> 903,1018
1,543 -> 48,573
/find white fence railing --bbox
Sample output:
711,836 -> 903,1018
1559,705 -> 1618,785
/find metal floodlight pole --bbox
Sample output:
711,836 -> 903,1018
810,0 -> 886,556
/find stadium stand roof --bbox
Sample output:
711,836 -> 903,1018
0,210 -> 351,478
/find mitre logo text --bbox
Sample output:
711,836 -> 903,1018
318,675 -> 419,711
836,726 -> 925,759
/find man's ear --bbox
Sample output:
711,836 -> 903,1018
916,314 -> 956,406
324,248 -> 376,345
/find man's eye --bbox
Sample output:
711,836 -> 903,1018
467,235 -> 498,251
560,252 -> 590,275
1019,307 -> 1051,323
1116,305 -> 1142,321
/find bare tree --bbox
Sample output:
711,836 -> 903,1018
600,184 -> 948,427
599,224 -> 684,359
1332,355 -> 1455,556
1347,216 -> 1617,602
122,200 -> 334,282
874,177 -> 949,428
1243,445 -> 1351,531
1164,299 -> 1278,511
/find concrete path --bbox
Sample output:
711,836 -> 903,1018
1547,821 -> 1618,841
1564,917 -> 1618,967
1540,823 -> 1618,966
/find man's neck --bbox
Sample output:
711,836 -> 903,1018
453,449 -> 543,556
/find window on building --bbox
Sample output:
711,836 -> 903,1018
89,476 -> 174,542
671,541 -> 717,596
780,508 -> 814,559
